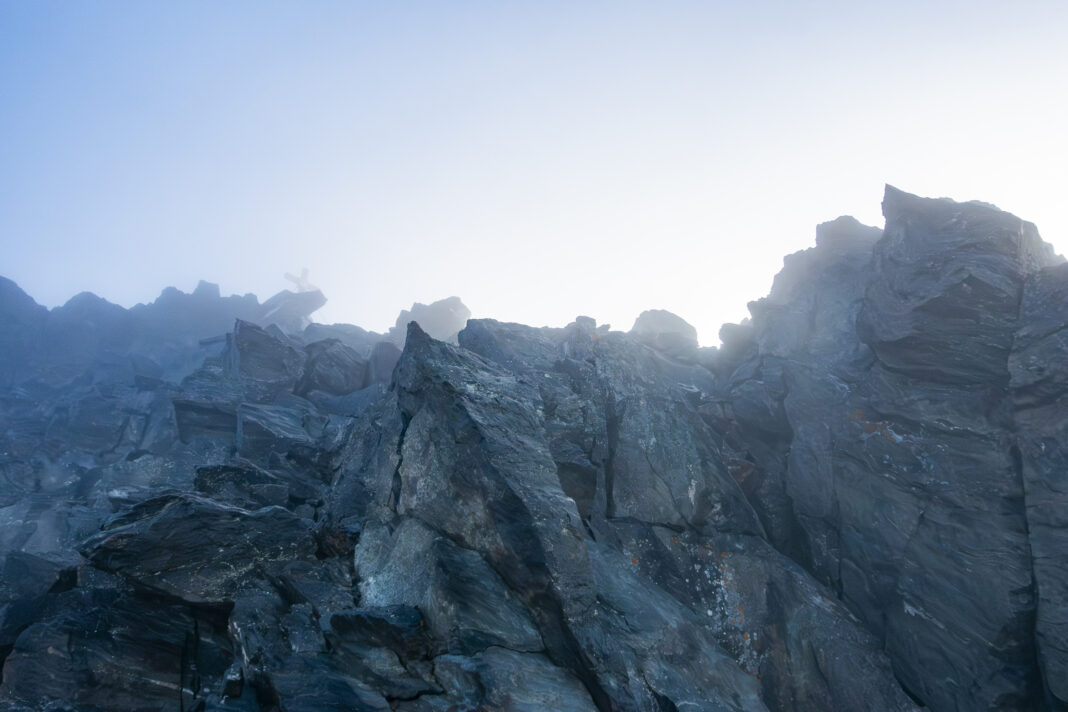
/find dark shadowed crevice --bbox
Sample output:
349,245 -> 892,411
893,675 -> 926,708
249,669 -> 282,712
557,462 -> 597,520
0,645 -> 12,685
1009,442 -> 1051,707
603,397 -> 625,520
651,688 -> 680,712
429,516 -> 614,711
389,411 -> 412,513
527,591 -> 614,712
402,437 -> 614,712
477,474 -> 615,711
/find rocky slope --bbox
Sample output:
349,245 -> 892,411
0,186 -> 1065,711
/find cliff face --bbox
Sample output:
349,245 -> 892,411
714,188 -> 1066,711
0,186 -> 1065,711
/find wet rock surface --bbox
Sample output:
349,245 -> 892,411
0,187 -> 1065,710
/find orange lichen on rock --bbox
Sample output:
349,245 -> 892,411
849,408 -> 902,442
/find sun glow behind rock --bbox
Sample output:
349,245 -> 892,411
1,1 -> 1065,344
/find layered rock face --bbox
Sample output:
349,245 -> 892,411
0,187 -> 1064,711
714,189 -> 1066,710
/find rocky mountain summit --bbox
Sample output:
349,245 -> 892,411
1,186 -> 1065,711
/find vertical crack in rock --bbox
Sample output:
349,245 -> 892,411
1009,442 -> 1046,704
603,397 -> 623,521
1008,258 -> 1068,708
389,412 -> 412,514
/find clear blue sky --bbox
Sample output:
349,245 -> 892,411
2,1 -> 1065,343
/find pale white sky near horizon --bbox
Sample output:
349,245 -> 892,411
2,1 -> 1066,344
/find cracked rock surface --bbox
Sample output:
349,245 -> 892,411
0,186 -> 1065,710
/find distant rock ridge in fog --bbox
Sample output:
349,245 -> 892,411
0,185 -> 1066,711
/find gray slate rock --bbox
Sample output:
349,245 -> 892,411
630,308 -> 700,359
1011,261 -> 1068,705
388,296 -> 471,346
80,493 -> 317,602
717,186 -> 1065,710
3,186 -> 1067,711
297,337 -> 368,397
330,319 -> 917,711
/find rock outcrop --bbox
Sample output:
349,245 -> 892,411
0,187 -> 1065,711
387,296 -> 472,347
630,309 -> 700,360
710,187 -> 1065,710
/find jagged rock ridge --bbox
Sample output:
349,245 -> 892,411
0,186 -> 1065,711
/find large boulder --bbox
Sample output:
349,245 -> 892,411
387,296 -> 471,346
630,308 -> 700,358
297,338 -> 368,397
